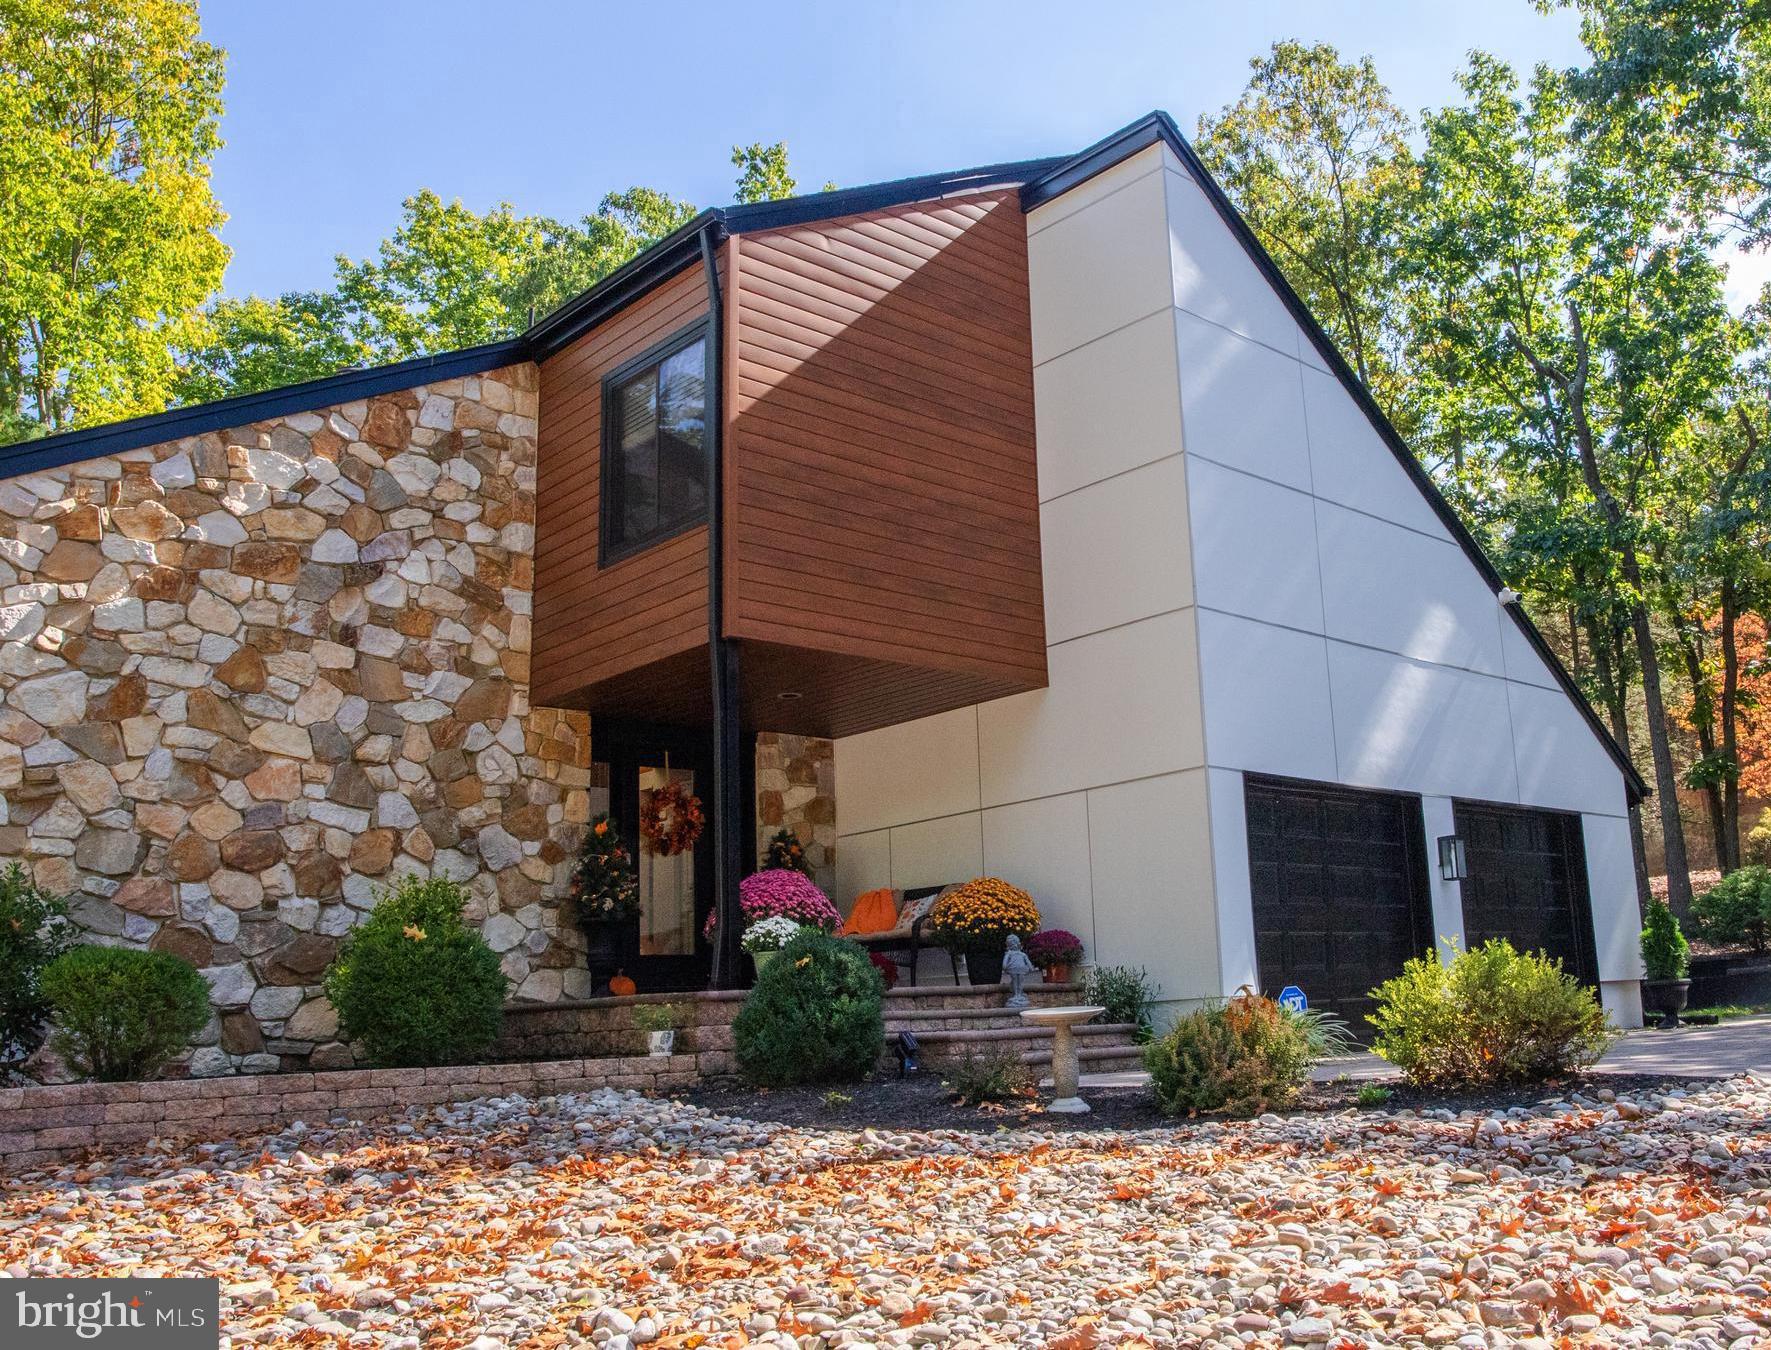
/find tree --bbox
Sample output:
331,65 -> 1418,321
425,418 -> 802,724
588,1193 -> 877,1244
732,141 -> 798,204
1195,42 -> 1420,437
172,292 -> 369,403
1401,55 -> 1737,912
0,0 -> 228,434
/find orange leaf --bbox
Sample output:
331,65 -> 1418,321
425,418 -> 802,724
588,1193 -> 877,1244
898,1303 -> 935,1327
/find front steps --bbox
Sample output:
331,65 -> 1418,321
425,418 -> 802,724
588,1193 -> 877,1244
877,983 -> 1146,1074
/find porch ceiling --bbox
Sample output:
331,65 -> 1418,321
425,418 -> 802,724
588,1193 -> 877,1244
542,639 -> 1040,739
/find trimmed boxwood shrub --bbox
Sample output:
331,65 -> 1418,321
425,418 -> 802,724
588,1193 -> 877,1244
1145,990 -> 1317,1117
733,929 -> 884,1087
0,863 -> 73,1067
1368,940 -> 1616,1087
1691,865 -> 1771,953
41,946 -> 211,1081
323,875 -> 508,1067
1640,898 -> 1690,980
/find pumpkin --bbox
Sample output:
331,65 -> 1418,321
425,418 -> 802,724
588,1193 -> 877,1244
608,970 -> 637,998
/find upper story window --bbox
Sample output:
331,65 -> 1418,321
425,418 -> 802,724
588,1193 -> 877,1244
602,327 -> 708,561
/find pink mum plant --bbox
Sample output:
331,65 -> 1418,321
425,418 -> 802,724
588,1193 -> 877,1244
704,868 -> 841,938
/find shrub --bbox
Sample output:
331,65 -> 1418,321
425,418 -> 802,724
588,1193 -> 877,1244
1745,817 -> 1771,867
1085,964 -> 1159,1034
1145,990 -> 1315,1117
1367,940 -> 1616,1088
708,869 -> 842,939
1355,1083 -> 1392,1108
928,878 -> 1039,952
1691,865 -> 1771,953
1026,929 -> 1084,968
733,929 -> 884,1087
632,1002 -> 680,1034
41,946 -> 211,1082
0,864 -> 73,1067
322,875 -> 507,1068
1641,898 -> 1691,980
944,1049 -> 1035,1106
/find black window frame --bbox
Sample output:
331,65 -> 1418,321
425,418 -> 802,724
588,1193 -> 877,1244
598,319 -> 712,566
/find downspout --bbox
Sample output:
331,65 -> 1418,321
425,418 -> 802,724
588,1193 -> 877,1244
701,223 -> 744,989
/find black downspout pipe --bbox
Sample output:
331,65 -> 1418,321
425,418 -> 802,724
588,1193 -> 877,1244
701,226 -> 745,990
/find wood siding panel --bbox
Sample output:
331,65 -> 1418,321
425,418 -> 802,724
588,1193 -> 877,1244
728,191 -> 1046,700
533,265 -> 711,706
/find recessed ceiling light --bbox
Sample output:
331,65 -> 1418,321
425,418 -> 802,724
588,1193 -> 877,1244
777,690 -> 803,701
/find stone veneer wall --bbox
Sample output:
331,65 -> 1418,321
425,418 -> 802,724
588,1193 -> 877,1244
754,732 -> 835,893
0,363 -> 595,1073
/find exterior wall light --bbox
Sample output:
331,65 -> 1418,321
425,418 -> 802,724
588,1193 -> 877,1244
1438,835 -> 1469,881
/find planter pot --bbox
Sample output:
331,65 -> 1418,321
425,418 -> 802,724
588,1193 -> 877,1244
751,950 -> 778,980
1043,963 -> 1071,986
648,1029 -> 675,1057
966,946 -> 1006,986
580,917 -> 638,996
1643,977 -> 1692,1029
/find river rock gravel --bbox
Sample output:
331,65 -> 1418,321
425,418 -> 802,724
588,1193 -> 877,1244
2,1075 -> 1769,1348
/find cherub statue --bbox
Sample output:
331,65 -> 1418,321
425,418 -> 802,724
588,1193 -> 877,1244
1001,933 -> 1037,1009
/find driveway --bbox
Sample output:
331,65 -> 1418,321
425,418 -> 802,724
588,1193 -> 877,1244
1081,1013 -> 1771,1088
1309,1012 -> 1771,1083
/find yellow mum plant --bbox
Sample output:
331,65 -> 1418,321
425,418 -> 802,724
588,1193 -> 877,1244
929,878 -> 1040,951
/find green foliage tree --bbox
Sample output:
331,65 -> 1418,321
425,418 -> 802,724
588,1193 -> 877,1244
1195,41 -> 1419,435
0,863 -> 72,1066
0,0 -> 229,434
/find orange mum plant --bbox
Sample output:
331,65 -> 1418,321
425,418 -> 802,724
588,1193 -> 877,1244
928,877 -> 1040,952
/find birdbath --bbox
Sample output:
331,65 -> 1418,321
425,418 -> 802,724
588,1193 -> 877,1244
1020,1005 -> 1104,1113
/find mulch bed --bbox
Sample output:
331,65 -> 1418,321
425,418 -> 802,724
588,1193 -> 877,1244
683,1069 -> 1717,1136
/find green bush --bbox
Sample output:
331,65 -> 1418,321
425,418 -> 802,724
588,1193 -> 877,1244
41,946 -> 211,1081
733,929 -> 884,1087
1745,817 -> 1771,867
322,875 -> 507,1067
1691,865 -> 1771,953
1640,898 -> 1691,980
1085,965 -> 1159,1036
1367,940 -> 1616,1088
943,1049 -> 1035,1106
0,864 -> 73,1067
1355,1083 -> 1392,1108
1145,991 -> 1316,1117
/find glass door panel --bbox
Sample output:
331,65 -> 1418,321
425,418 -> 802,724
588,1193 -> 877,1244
638,764 -> 698,957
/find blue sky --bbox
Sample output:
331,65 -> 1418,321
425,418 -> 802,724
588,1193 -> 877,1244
204,1 -> 1590,301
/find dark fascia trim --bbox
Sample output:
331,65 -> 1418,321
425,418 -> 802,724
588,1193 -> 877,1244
0,338 -> 528,479
719,155 -> 1067,234
1025,111 -> 1649,805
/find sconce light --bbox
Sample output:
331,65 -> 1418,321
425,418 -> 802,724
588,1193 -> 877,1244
1438,835 -> 1468,882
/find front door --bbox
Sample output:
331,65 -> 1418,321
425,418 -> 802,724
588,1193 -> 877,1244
603,723 -> 715,991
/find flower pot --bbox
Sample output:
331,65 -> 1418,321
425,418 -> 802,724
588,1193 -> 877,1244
966,946 -> 1006,986
580,916 -> 638,996
1643,977 -> 1691,1030
648,1029 -> 676,1057
751,950 -> 778,980
1043,963 -> 1071,986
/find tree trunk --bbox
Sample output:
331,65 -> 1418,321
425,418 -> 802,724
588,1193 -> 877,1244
1720,577 -> 1743,871
1591,619 -> 1652,911
1671,614 -> 1729,872
1515,306 -> 1693,913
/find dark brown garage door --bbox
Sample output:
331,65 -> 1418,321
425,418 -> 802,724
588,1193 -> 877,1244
1454,802 -> 1597,984
1245,776 -> 1434,1023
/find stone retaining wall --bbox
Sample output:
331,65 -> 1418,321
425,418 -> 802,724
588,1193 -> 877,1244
0,1053 -> 698,1171
0,364 -> 597,1072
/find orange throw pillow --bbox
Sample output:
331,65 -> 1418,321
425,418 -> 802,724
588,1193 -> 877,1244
839,887 -> 898,936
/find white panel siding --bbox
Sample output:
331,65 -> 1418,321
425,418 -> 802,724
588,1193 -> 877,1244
977,610 -> 1204,807
1165,169 -> 1301,358
1205,767 -> 1259,994
1508,682 -> 1635,817
1174,311 -> 1313,490
887,813 -> 983,893
1299,365 -> 1448,538
831,707 -> 980,837
1039,455 -> 1192,644
981,793 -> 1096,958
833,828 -> 891,913
1028,163 -> 1173,365
1187,457 -> 1324,633
1033,308 -> 1184,501
1420,796 -> 1467,959
1087,770 -> 1220,1005
1195,609 -> 1337,782
1583,812 -> 1643,985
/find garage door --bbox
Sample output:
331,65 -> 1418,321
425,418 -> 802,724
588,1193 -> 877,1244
1245,776 -> 1434,1023
1454,802 -> 1597,984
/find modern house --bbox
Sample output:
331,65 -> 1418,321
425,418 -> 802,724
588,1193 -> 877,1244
0,112 -> 1647,1069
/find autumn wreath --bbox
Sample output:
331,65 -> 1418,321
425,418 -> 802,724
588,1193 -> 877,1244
640,779 -> 705,856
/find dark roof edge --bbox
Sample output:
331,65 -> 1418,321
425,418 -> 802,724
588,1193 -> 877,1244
1026,111 -> 1649,805
0,338 -> 529,479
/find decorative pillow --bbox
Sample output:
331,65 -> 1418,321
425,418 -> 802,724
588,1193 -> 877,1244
899,890 -> 941,928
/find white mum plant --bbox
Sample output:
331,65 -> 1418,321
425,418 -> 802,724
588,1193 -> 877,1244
741,915 -> 806,954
